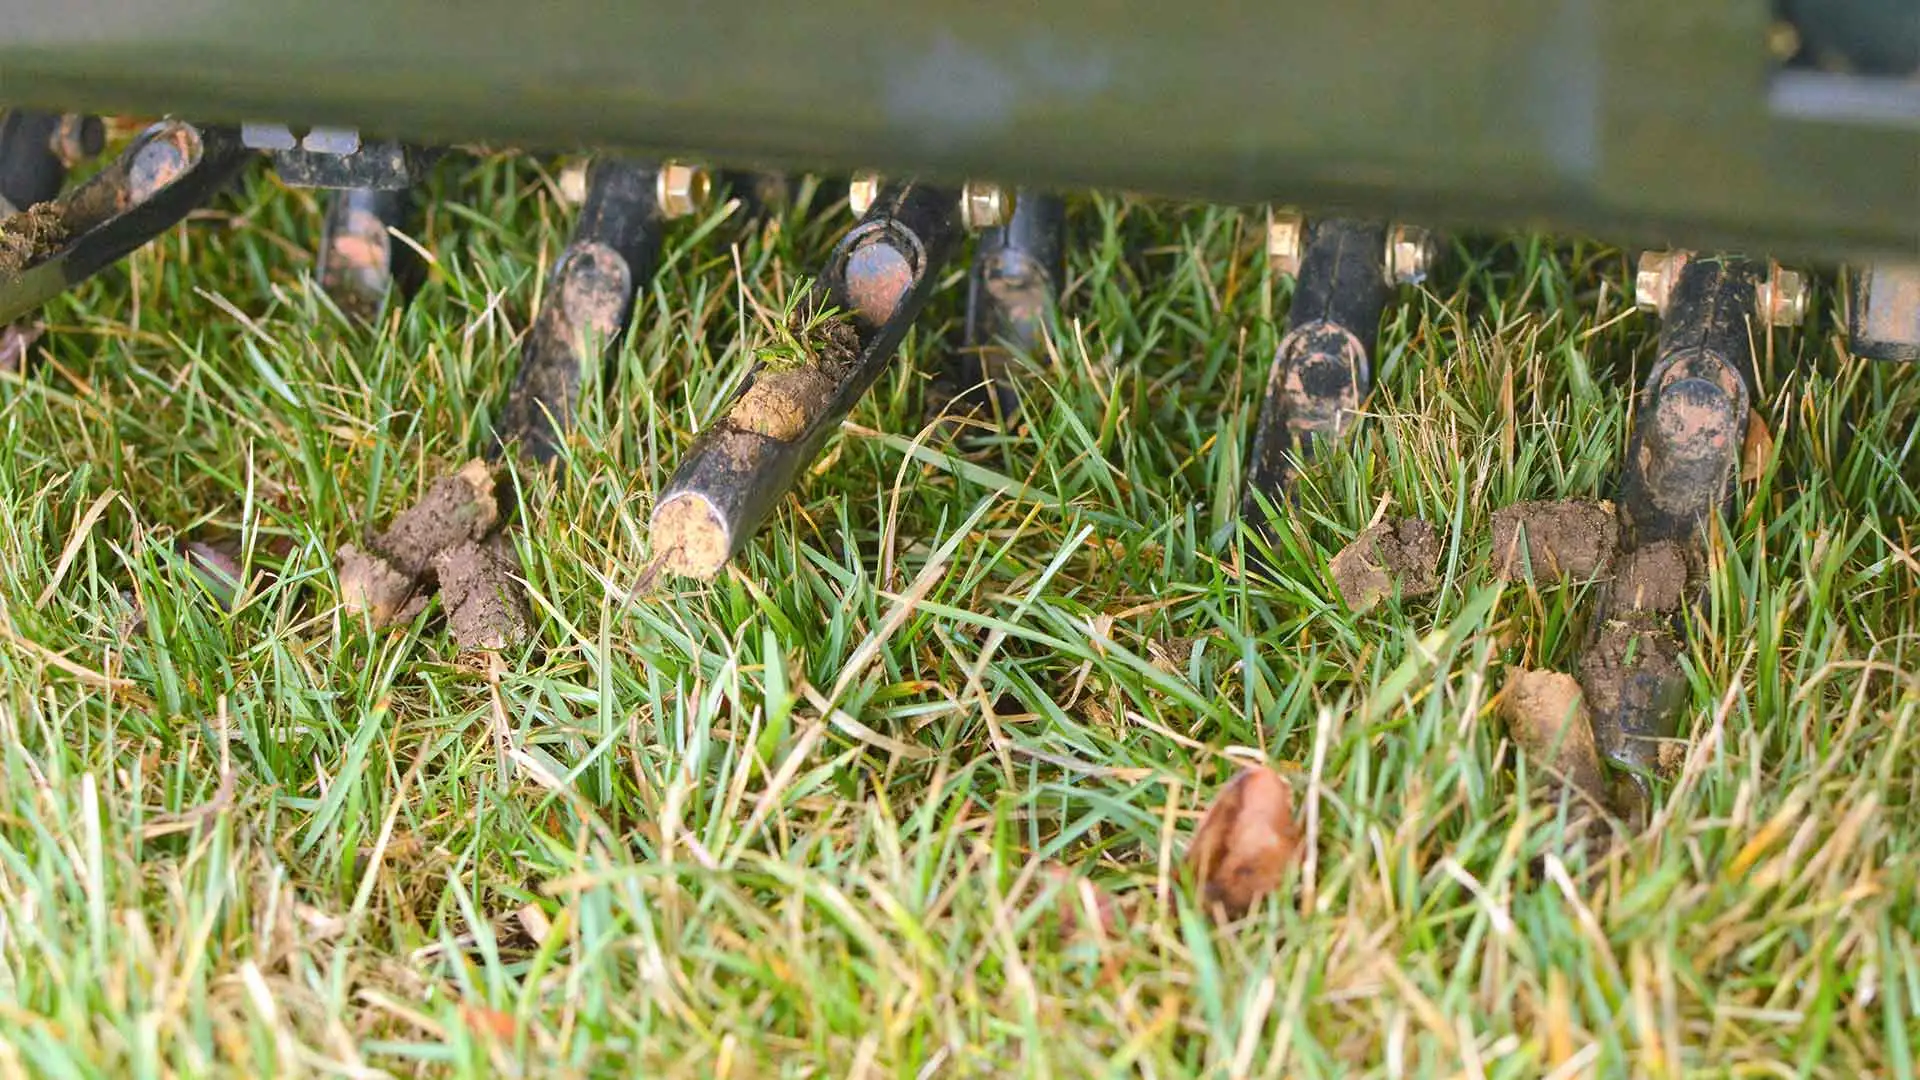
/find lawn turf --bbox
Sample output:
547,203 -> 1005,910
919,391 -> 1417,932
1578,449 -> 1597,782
0,152 -> 1916,1077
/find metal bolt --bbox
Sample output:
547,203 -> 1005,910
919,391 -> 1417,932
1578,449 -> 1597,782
1384,225 -> 1436,285
655,161 -> 711,220
847,172 -> 882,218
1635,250 -> 1689,317
1755,263 -> 1808,327
556,160 -> 588,206
1266,208 -> 1305,278
959,181 -> 1013,230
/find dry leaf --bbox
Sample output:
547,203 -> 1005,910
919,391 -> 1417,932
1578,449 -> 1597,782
1185,766 -> 1303,919
1741,409 -> 1774,483
461,1004 -> 516,1042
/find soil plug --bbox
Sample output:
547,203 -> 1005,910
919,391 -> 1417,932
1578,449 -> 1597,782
1490,500 -> 1618,583
1497,669 -> 1609,807
1327,517 -> 1442,613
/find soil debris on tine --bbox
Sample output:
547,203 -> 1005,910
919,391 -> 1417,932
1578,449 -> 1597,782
1327,516 -> 1442,613
1185,766 -> 1304,920
0,203 -> 69,275
1577,615 -> 1687,778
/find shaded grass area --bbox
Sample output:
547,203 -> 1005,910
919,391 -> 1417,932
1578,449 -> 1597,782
0,152 -> 1916,1077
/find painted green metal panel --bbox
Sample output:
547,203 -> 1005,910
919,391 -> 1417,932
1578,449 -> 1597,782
0,0 -> 1914,259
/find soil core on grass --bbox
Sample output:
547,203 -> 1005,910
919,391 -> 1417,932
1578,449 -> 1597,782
1491,499 -> 1618,582
1328,517 -> 1442,613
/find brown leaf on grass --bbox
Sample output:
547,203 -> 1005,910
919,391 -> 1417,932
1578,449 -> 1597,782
460,1004 -> 516,1042
1185,766 -> 1303,919
181,540 -> 245,611
1741,409 -> 1774,483
0,322 -> 44,374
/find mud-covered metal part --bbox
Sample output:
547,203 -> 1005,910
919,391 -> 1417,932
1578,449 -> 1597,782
246,123 -> 436,190
1242,218 -> 1390,516
497,158 -> 663,462
0,121 -> 253,324
1617,255 -> 1765,548
1846,262 -> 1920,361
649,180 -> 964,579
1583,253 -> 1775,797
953,189 -> 1065,422
0,110 -> 91,212
318,185 -> 417,319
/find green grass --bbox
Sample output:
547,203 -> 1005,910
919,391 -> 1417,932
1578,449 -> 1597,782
0,151 -> 1917,1077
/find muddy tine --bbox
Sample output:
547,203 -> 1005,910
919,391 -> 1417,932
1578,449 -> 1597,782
0,110 -> 100,214
0,121 -> 253,324
648,179 -> 964,580
496,157 -> 681,463
952,188 -> 1066,424
1617,253 -> 1768,548
1584,251 -> 1790,805
1241,217 -> 1396,521
0,110 -> 102,368
318,185 -> 417,320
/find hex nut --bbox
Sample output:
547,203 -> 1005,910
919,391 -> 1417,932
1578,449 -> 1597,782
959,182 -> 1013,230
655,161 -> 711,220
556,160 -> 588,206
1635,250 -> 1689,317
847,172 -> 882,218
1267,209 -> 1305,278
1755,264 -> 1808,328
1385,225 -> 1436,285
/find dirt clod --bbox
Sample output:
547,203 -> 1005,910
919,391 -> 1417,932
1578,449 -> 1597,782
335,459 -> 528,644
1498,669 -> 1608,804
1328,517 -> 1442,613
1612,541 -> 1689,613
1186,766 -> 1303,920
371,459 -> 499,578
337,544 -> 420,626
1491,499 -> 1618,582
433,535 -> 530,651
